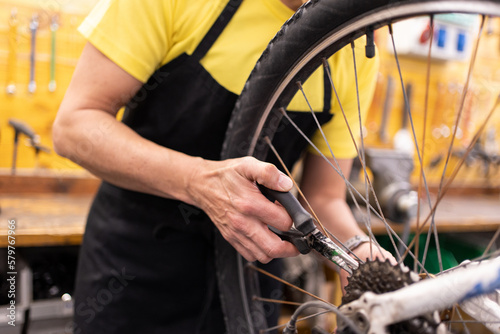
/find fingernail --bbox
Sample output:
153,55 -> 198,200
278,174 -> 293,191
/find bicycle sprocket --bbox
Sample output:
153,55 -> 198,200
339,259 -> 442,334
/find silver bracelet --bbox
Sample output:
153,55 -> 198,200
344,235 -> 371,251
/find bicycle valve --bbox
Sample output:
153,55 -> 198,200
28,14 -> 39,94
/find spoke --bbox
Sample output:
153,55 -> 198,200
420,228 -> 434,273
447,320 -> 500,324
253,296 -> 301,306
439,248 -> 500,275
248,263 -> 333,306
277,107 -> 431,275
259,310 -> 332,333
388,23 -> 439,272
476,248 -> 500,262
453,306 -> 472,334
415,15 -> 434,272
351,41 -> 376,261
483,226 -> 500,257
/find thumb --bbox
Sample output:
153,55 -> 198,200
240,158 -> 293,192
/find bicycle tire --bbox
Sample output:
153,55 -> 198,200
219,0 -> 500,333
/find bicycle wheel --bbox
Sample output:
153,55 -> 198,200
220,0 -> 500,333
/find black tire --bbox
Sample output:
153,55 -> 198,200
218,1 -> 500,333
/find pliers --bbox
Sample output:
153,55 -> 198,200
259,185 -> 359,275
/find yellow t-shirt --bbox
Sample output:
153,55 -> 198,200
79,0 -> 379,159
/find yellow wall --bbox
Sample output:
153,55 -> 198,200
0,0 -> 97,173
364,19 -> 500,188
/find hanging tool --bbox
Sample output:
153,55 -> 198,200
6,8 -> 18,95
8,119 -> 50,175
258,184 -> 359,275
428,83 -> 456,169
9,119 -> 37,175
393,82 -> 414,154
28,14 -> 39,94
378,75 -> 395,143
48,15 -> 59,92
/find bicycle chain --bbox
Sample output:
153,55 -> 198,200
339,259 -> 442,334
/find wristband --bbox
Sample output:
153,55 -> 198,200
344,235 -> 371,251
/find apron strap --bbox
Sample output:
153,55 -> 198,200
192,0 -> 243,62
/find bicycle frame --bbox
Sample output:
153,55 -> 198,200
340,257 -> 500,333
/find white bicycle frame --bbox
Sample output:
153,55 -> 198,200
341,256 -> 500,333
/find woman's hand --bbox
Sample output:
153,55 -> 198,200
187,156 -> 300,263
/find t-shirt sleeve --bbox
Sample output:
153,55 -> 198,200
310,39 -> 380,159
78,0 -> 173,82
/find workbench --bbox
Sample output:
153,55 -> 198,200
0,173 -> 99,247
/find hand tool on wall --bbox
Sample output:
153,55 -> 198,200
6,8 -> 18,95
8,119 -> 50,175
28,14 -> 39,94
9,119 -> 37,175
393,82 -> 414,154
49,15 -> 59,92
378,75 -> 395,143
428,83 -> 456,169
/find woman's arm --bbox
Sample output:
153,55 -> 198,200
53,42 -> 299,263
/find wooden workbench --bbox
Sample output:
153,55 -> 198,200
0,172 -> 99,247
365,194 -> 500,235
0,173 -> 499,248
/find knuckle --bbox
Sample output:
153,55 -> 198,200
241,156 -> 255,164
231,216 -> 249,235
248,256 -> 257,262
233,198 -> 254,216
262,163 -> 277,180
240,156 -> 256,168
262,242 -> 280,258
257,255 -> 272,264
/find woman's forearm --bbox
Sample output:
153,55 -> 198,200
53,107 -> 201,205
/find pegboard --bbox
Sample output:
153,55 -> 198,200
0,0 -> 97,173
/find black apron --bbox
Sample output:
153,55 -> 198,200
73,1 -> 332,333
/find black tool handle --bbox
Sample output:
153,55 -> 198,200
268,226 -> 310,254
257,184 -> 316,235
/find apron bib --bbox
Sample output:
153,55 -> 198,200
74,1 -> 332,332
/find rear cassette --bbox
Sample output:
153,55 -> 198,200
339,259 -> 442,334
